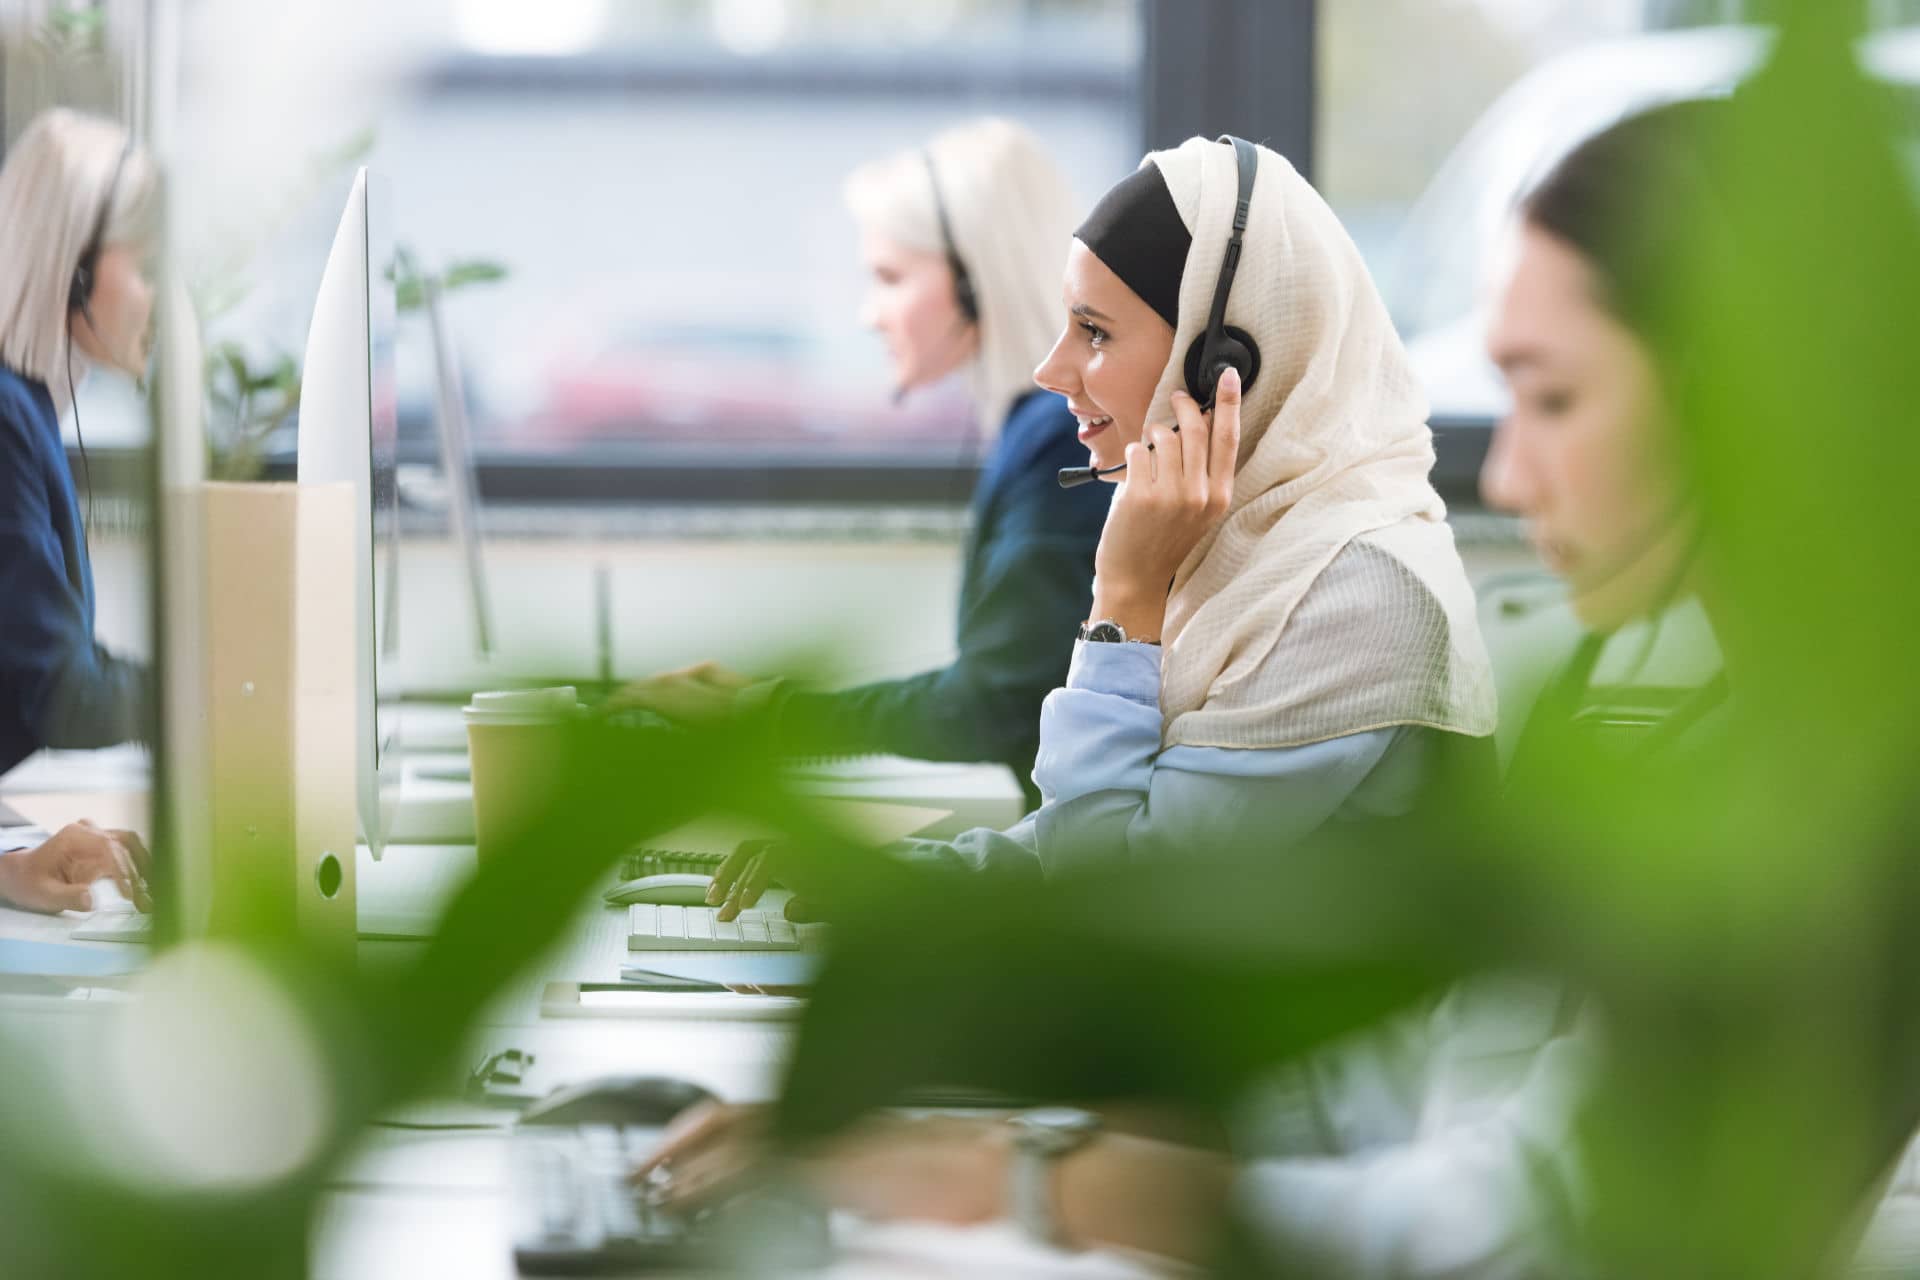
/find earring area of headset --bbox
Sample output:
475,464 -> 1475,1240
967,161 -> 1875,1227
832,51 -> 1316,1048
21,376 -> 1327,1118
69,141 -> 132,331
922,150 -> 980,327
1181,135 -> 1263,410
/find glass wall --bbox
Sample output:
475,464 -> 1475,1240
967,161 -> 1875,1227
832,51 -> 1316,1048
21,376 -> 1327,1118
1319,0 -> 1920,421
184,0 -> 1143,486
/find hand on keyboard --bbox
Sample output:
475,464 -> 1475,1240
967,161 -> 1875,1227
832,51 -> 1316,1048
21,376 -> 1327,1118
514,1103 -> 831,1272
607,660 -> 762,728
630,1101 -> 768,1209
634,1101 -> 1009,1229
0,821 -> 151,915
708,840 -> 832,923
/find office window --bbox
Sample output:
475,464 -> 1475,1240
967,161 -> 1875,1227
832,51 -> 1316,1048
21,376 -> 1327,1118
287,0 -> 1146,499
1318,0 -> 1920,423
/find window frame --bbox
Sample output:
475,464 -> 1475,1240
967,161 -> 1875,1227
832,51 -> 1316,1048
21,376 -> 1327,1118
86,0 -> 1498,515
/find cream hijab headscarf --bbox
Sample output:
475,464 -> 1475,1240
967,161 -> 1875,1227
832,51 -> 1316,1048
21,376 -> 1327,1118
1129,137 -> 1495,749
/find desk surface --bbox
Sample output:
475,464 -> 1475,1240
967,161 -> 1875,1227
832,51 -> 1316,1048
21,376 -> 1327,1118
0,764 -> 1144,1277
3,789 -> 150,836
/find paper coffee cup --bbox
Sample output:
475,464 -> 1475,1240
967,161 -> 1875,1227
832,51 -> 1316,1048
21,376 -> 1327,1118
464,687 -> 583,857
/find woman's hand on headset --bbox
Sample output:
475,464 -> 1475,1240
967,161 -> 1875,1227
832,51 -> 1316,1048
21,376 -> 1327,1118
1088,367 -> 1241,642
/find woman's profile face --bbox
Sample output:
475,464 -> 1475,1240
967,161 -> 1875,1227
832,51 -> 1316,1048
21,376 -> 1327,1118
1482,223 -> 1690,630
1032,239 -> 1174,476
857,228 -> 977,396
68,243 -> 154,377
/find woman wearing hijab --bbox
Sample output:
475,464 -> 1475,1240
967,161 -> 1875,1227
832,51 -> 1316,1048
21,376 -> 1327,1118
705,134 -> 1496,914
634,106 -> 1755,1271
618,119 -> 1110,809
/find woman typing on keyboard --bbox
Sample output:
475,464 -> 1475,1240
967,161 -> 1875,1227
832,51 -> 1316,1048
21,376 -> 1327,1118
703,133 -> 1496,919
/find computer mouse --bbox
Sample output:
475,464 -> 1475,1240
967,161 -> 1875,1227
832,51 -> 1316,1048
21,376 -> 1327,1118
519,1074 -> 716,1128
603,873 -> 715,907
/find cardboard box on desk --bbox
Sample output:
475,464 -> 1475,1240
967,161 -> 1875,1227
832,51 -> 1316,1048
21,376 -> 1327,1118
162,481 -> 357,956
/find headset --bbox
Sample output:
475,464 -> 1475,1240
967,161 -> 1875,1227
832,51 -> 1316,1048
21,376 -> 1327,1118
922,149 -> 979,326
64,140 -> 132,537
1059,135 -> 1263,489
69,142 -> 130,332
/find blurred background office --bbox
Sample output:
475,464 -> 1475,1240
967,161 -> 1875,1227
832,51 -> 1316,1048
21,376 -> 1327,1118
0,2 -> 1916,1277
7,0 -> 1918,791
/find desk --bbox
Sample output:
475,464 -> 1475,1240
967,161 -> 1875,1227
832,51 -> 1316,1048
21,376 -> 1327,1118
3,790 -> 150,835
0,783 -> 1153,1277
388,705 -> 1029,845
1,744 -> 153,835
0,743 -> 151,796
339,845 -> 1167,1277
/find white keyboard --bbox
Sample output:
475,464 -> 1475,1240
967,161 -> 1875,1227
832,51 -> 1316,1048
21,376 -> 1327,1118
71,910 -> 151,943
626,904 -> 821,952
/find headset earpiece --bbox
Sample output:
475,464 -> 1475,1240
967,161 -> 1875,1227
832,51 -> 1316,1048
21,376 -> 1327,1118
1180,136 -> 1264,409
69,263 -> 93,318
70,141 -> 129,330
1183,323 -> 1260,407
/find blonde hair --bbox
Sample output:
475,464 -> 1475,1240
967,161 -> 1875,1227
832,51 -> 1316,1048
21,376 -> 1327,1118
0,108 -> 159,387
844,117 -> 1078,436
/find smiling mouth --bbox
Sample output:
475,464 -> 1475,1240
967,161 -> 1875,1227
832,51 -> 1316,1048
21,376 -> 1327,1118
1075,414 -> 1113,441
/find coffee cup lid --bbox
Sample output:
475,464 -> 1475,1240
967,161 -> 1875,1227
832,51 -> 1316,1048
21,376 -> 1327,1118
463,687 -> 583,725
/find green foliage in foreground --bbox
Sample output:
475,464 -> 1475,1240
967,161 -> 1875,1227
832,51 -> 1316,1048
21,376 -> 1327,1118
0,2 -> 1914,1275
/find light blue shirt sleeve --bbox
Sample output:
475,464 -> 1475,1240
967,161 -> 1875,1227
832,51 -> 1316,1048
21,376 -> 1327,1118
0,827 -> 43,854
900,641 -> 1430,877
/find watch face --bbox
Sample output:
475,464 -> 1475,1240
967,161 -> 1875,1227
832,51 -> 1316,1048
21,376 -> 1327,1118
1014,1107 -> 1100,1142
1021,1105 -> 1098,1136
1084,621 -> 1125,644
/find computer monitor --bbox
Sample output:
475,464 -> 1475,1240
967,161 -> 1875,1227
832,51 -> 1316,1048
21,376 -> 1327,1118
297,167 -> 401,856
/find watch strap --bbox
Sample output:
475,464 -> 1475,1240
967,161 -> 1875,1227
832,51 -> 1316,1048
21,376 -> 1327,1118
1007,1109 -> 1099,1247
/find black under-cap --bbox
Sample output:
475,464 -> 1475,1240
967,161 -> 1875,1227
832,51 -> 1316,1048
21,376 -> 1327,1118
1073,161 -> 1190,329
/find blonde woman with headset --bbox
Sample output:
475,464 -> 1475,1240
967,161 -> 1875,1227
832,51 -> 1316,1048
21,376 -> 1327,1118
619,119 -> 1112,809
0,109 -> 157,914
0,109 -> 156,776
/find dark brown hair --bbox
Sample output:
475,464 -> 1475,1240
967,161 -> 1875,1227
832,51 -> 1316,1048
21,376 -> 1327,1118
1521,98 -> 1733,351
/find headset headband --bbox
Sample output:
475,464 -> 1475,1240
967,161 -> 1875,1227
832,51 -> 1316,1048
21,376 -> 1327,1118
921,149 -> 979,326
1183,134 -> 1262,408
71,140 -> 133,314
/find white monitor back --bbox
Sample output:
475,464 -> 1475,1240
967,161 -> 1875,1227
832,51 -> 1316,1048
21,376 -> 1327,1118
297,168 -> 399,855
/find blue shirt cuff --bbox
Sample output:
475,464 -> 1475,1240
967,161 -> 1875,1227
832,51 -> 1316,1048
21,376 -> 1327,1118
0,828 -> 43,854
1064,639 -> 1163,707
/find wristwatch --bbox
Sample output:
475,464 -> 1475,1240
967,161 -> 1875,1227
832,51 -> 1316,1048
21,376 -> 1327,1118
1079,618 -> 1147,644
1007,1107 -> 1101,1247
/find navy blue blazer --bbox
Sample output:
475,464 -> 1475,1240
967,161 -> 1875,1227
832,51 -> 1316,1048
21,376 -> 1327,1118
0,364 -> 147,775
775,389 -> 1111,805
